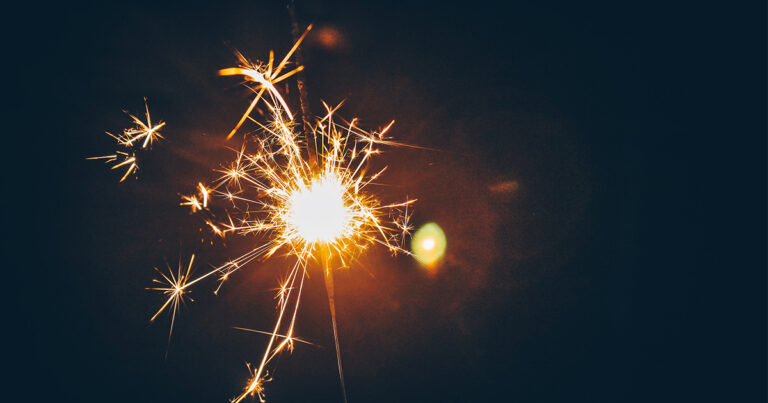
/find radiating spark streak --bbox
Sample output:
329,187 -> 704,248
148,254 -> 195,345
87,151 -> 138,182
124,99 -> 166,148
198,183 -> 209,208
106,99 -> 166,148
89,99 -> 164,182
118,162 -> 138,182
142,26 -> 415,401
180,194 -> 202,212
205,220 -> 224,236
232,327 -> 316,346
234,260 -> 303,403
219,25 -> 313,139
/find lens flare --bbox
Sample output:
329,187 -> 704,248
412,222 -> 446,267
421,237 -> 436,250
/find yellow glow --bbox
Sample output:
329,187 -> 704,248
412,223 -> 446,266
287,176 -> 350,243
421,238 -> 435,250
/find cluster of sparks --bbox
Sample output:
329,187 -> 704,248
88,99 -> 165,181
134,25 -> 415,402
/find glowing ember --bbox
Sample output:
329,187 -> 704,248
286,176 -> 351,243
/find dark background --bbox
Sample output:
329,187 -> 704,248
7,1 -> 765,402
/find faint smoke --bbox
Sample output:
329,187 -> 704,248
310,25 -> 349,52
489,180 -> 519,194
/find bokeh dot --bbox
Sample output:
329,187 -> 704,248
411,222 -> 447,267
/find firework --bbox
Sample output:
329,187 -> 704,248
146,26 -> 415,402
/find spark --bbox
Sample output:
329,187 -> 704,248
198,183 -> 210,208
232,327 -> 317,347
219,25 -> 313,139
148,254 -> 196,344
120,98 -> 166,148
180,194 -> 203,212
181,183 -> 212,212
392,202 -> 415,250
88,99 -> 164,181
86,151 -> 137,182
205,220 -> 224,237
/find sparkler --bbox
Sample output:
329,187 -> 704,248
143,26 -> 415,402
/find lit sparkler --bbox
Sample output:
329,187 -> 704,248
146,26 -> 415,402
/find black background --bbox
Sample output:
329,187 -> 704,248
7,1 -> 765,402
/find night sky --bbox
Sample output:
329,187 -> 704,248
8,1 -> 765,402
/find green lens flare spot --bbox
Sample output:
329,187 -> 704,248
411,222 -> 446,266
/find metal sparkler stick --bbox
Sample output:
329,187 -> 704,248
288,3 -> 348,401
288,0 -> 316,168
321,243 -> 349,403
